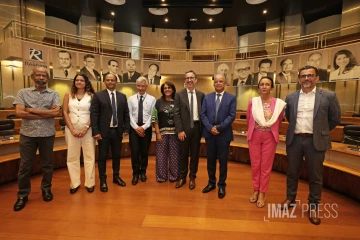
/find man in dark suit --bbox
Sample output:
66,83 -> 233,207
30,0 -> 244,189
103,60 -> 122,83
200,74 -> 236,199
174,70 -> 205,190
233,61 -> 252,86
144,63 -> 161,85
123,59 -> 141,83
279,66 -> 341,225
90,73 -> 130,192
307,52 -> 327,82
80,54 -> 101,81
276,58 -> 298,84
253,58 -> 274,85
53,50 -> 77,80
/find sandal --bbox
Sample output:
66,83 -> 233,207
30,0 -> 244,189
257,193 -> 266,208
249,190 -> 259,203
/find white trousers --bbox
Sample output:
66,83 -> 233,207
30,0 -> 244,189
65,122 -> 95,188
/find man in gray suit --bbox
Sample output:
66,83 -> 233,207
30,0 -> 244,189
174,70 -> 205,190
279,65 -> 341,225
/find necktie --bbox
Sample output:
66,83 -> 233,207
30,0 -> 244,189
129,73 -> 133,80
111,92 -> 117,126
64,70 -> 68,77
150,78 -> 153,84
190,92 -> 194,128
138,95 -> 143,125
215,93 -> 221,124
286,75 -> 290,83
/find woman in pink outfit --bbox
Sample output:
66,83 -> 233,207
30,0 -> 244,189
247,76 -> 286,208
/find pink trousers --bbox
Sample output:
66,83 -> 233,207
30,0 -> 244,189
248,130 -> 277,193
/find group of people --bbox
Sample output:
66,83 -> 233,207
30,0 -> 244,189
12,65 -> 341,226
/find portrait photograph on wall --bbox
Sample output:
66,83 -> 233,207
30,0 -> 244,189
275,55 -> 300,84
123,59 -> 141,84
52,49 -> 78,80
253,58 -> 276,86
101,57 -> 123,83
78,53 -> 101,82
329,44 -> 360,82
300,49 -> 329,82
232,60 -> 254,86
214,62 -> 233,86
143,61 -> 161,85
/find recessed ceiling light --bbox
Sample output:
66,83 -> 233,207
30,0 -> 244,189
263,9 -> 267,14
111,11 -> 115,16
165,18 -> 168,22
209,18 -> 213,22
190,18 -> 197,22
162,0 -> 165,2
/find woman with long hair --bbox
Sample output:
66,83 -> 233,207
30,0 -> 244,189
63,74 -> 96,194
330,49 -> 360,81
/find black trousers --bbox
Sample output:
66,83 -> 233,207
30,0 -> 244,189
205,136 -> 230,189
17,134 -> 55,197
129,127 -> 152,176
97,128 -> 123,181
179,122 -> 202,179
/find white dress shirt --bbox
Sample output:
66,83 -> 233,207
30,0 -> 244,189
128,92 -> 156,130
214,90 -> 225,103
295,87 -> 316,134
107,89 -> 118,127
187,89 -> 199,121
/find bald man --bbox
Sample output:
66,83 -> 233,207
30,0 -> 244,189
233,61 -> 252,86
123,59 -> 141,83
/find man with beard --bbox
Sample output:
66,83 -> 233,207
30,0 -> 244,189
13,67 -> 61,211
53,50 -> 77,79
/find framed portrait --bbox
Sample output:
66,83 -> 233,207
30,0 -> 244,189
123,59 -> 141,84
102,57 -> 123,83
214,62 -> 233,86
232,60 -> 254,87
78,53 -> 101,82
329,44 -> 360,82
52,49 -> 78,80
275,55 -> 300,84
300,49 -> 329,82
253,58 -> 277,86
143,61 -> 161,85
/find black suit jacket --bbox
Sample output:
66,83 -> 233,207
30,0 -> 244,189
144,74 -> 160,85
90,89 -> 130,138
123,71 -> 141,83
174,89 -> 205,134
80,67 -> 101,81
318,68 -> 328,82
233,75 -> 252,86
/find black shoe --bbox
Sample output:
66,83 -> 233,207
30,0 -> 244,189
86,186 -> 94,193
113,176 -> 126,187
42,190 -> 53,202
70,186 -> 80,194
202,184 -> 216,193
218,188 -> 226,199
175,178 -> 186,188
140,174 -> 147,182
189,178 -> 196,190
100,181 -> 108,192
132,175 -> 139,185
14,196 -> 28,211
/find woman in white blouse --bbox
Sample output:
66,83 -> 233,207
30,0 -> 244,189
63,74 -> 96,194
330,49 -> 360,81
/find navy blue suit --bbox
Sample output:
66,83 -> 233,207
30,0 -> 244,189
201,91 -> 236,188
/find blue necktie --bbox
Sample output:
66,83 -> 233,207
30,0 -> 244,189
111,92 -> 117,126
215,93 -> 221,124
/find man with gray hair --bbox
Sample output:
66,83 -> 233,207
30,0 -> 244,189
127,77 -> 156,185
13,67 -> 61,211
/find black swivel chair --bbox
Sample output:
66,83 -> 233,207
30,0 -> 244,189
6,113 -> 17,119
0,119 -> 16,141
342,125 -> 360,151
352,113 -> 360,118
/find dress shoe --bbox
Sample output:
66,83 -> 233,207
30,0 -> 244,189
70,186 -> 80,194
140,174 -> 147,182
189,179 -> 196,190
175,178 -> 186,188
42,190 -> 53,202
86,186 -> 94,193
202,184 -> 216,193
132,175 -> 139,185
113,176 -> 126,187
100,181 -> 108,192
308,205 -> 321,225
14,196 -> 28,211
279,199 -> 296,210
218,188 -> 226,199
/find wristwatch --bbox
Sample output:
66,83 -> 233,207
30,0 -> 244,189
85,125 -> 90,129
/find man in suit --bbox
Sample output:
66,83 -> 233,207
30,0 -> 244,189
174,70 -> 205,190
233,61 -> 252,86
80,54 -> 101,82
279,66 -> 341,225
123,59 -> 141,83
144,63 -> 161,85
200,74 -> 236,199
307,52 -> 327,82
253,58 -> 274,85
276,58 -> 298,84
53,50 -> 77,80
103,60 -> 122,83
90,73 -> 130,192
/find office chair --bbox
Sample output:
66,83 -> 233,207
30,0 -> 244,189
0,119 -> 16,141
342,125 -> 360,151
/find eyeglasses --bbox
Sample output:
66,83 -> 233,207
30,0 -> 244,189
185,76 -> 195,80
299,74 -> 315,79
235,67 -> 250,72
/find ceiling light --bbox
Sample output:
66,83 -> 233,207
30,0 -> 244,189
203,8 -> 223,15
190,18 -> 197,22
105,0 -> 125,5
149,8 -> 168,15
165,18 -> 168,22
263,9 -> 267,14
209,18 -> 213,22
246,0 -> 267,4
111,11 -> 115,16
